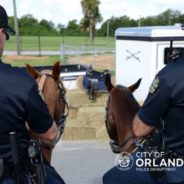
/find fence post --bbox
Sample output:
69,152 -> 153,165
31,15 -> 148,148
94,47 -> 97,62
38,35 -> 41,57
61,44 -> 64,64
19,35 -> 22,55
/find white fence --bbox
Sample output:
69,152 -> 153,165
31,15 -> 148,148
60,44 -> 115,64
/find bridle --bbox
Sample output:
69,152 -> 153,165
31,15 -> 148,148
105,85 -> 145,153
37,73 -> 69,141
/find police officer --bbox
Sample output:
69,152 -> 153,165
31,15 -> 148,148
0,5 -> 65,184
103,48 -> 184,183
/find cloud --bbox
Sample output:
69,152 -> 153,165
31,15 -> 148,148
0,0 -> 184,27
100,1 -> 128,20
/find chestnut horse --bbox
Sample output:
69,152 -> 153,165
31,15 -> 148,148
26,62 -> 68,163
104,73 -> 143,154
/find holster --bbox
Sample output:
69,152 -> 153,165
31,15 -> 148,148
27,140 -> 46,184
143,130 -> 166,182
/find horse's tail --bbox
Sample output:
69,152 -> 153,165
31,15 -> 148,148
105,72 -> 113,92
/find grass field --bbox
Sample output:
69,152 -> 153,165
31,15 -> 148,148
4,36 -> 115,51
2,54 -> 115,75
2,55 -> 61,67
3,36 -> 115,73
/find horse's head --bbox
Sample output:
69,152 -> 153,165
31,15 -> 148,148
105,73 -> 142,153
26,62 -> 68,162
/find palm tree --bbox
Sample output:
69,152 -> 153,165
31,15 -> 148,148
80,0 -> 102,44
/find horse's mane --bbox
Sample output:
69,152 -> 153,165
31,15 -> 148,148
105,73 -> 113,92
41,69 -> 52,75
123,86 -> 141,112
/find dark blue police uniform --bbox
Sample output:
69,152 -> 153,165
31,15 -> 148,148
0,60 -> 65,184
103,57 -> 184,184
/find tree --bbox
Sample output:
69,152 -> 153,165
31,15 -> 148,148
19,14 -> 39,35
67,20 -> 78,30
62,20 -> 81,36
39,20 -> 57,35
57,24 -> 65,34
155,9 -> 181,25
39,19 -> 52,30
8,16 -> 14,29
80,0 -> 102,44
97,16 -> 137,37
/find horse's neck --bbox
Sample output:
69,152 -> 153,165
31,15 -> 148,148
113,93 -> 140,148
43,78 -> 65,122
42,78 -> 57,118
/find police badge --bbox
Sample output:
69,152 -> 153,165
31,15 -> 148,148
149,77 -> 159,94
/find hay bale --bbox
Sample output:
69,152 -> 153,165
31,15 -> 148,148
62,126 -> 96,140
77,106 -> 105,126
96,126 -> 109,140
66,89 -> 108,108
63,84 -> 110,140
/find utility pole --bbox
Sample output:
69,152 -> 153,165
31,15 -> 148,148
13,0 -> 20,55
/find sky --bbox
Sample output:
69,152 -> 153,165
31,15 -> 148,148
0,0 -> 184,28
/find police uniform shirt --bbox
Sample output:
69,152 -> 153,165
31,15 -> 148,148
138,58 -> 184,182
138,57 -> 184,155
0,61 -> 53,158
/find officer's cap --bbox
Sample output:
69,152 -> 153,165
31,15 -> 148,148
0,5 -> 15,40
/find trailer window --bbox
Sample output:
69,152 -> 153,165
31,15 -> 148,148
164,47 -> 184,65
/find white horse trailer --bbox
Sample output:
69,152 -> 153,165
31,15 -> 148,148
115,25 -> 184,102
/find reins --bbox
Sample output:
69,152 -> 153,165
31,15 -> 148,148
37,73 -> 69,141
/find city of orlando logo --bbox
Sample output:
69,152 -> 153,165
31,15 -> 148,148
115,152 -> 134,171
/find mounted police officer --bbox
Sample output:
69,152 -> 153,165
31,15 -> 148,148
0,5 -> 65,184
103,42 -> 184,183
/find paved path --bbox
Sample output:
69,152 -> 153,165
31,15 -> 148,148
52,141 -> 116,184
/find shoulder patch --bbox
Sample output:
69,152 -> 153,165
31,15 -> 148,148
149,77 -> 159,94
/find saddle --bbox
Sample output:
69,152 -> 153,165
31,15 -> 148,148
83,66 -> 109,99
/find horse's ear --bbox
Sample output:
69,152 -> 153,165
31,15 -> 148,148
52,61 -> 61,81
105,72 -> 114,92
128,78 -> 142,93
26,64 -> 40,79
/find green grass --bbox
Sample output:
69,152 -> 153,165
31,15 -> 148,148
2,54 -> 115,74
2,55 -> 61,67
3,36 -> 115,71
4,36 -> 115,51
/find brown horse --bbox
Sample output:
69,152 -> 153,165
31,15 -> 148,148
104,73 -> 143,154
26,61 -> 68,163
